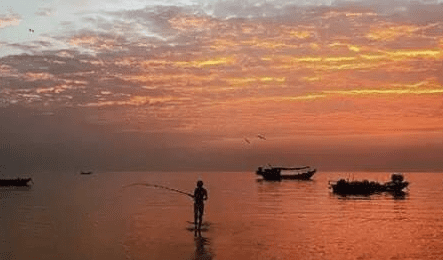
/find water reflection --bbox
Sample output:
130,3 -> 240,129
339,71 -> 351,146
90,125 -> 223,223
256,178 -> 314,183
331,191 -> 408,200
191,232 -> 213,260
0,185 -> 33,260
0,186 -> 32,194
3,171 -> 443,259
391,191 -> 407,200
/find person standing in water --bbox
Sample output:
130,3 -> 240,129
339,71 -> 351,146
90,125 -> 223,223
193,180 -> 208,230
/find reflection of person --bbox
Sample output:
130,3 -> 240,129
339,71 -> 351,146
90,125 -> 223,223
193,180 -> 208,230
192,236 -> 213,260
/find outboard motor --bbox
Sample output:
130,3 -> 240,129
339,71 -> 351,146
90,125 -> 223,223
256,167 -> 263,175
391,173 -> 404,183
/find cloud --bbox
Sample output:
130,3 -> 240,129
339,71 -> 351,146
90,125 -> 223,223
0,1 -> 442,156
69,34 -> 125,52
0,14 -> 21,28
35,7 -> 55,17
105,6 -> 187,38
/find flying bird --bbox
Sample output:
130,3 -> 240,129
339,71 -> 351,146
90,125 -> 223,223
257,134 -> 266,140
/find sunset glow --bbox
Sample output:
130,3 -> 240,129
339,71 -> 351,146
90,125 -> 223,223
1,0 -> 443,172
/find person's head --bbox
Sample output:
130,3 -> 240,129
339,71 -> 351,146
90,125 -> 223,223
197,180 -> 203,187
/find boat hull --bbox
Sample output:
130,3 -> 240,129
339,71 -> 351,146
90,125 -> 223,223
0,178 -> 32,186
257,168 -> 316,181
280,170 -> 316,180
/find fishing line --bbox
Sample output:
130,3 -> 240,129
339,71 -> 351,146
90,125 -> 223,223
122,182 -> 194,198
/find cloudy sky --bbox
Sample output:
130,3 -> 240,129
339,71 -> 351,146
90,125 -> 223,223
1,0 -> 443,174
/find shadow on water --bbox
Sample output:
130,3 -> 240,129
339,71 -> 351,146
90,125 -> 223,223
191,232 -> 213,260
0,186 -> 32,192
330,191 -> 408,200
256,178 -> 314,183
390,191 -> 408,200
0,186 -> 32,199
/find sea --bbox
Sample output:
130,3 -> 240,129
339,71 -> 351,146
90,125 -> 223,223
1,171 -> 443,260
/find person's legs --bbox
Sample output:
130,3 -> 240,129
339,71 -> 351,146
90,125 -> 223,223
197,204 -> 204,229
194,203 -> 198,229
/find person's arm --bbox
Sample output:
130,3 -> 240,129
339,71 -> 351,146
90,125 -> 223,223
204,189 -> 208,200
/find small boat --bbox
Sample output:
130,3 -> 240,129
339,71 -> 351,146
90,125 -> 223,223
329,173 -> 409,195
0,178 -> 33,186
80,171 -> 92,175
256,166 -> 316,181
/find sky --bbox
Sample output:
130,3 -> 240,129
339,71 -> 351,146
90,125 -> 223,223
1,0 -> 443,174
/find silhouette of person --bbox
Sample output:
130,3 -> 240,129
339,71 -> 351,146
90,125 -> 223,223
193,180 -> 208,230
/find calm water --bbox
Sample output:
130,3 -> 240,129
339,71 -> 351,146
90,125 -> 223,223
1,171 -> 443,260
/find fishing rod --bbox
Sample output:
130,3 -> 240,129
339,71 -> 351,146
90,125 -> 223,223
123,182 -> 194,198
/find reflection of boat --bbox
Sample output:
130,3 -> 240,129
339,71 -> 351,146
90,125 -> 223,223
256,166 -> 316,181
80,171 -> 92,175
329,173 -> 409,195
0,178 -> 32,186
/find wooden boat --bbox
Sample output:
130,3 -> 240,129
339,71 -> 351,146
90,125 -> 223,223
329,173 -> 408,195
80,171 -> 92,175
0,178 -> 32,186
256,166 -> 316,181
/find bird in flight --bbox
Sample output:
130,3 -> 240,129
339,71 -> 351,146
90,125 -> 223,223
257,134 -> 266,140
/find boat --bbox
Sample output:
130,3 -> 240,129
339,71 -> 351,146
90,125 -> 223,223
0,178 -> 33,186
256,166 -> 316,181
329,173 -> 409,195
80,171 -> 92,175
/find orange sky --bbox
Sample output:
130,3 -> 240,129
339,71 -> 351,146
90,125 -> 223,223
1,1 -> 443,173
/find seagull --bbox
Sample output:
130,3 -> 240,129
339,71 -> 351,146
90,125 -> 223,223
257,134 -> 266,140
